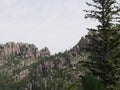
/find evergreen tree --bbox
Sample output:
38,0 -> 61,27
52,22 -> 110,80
83,0 -> 120,89
82,73 -> 105,90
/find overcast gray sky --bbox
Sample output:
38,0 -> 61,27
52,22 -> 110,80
0,0 -> 96,54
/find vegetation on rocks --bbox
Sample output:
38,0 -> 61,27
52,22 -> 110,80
0,0 -> 120,90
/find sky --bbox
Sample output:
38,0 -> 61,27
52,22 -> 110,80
0,0 -> 96,54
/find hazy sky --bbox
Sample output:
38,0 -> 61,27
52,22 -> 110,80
0,0 -> 96,54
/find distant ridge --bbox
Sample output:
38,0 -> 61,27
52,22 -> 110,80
0,42 -> 50,61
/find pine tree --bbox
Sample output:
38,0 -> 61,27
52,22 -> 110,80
83,0 -> 120,89
82,73 -> 105,90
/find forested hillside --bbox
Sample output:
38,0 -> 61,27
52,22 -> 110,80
0,0 -> 120,90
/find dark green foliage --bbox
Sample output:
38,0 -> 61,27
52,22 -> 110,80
83,0 -> 120,89
81,73 -> 105,90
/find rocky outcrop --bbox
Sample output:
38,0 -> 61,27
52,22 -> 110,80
40,47 -> 50,58
0,42 -> 50,61
0,36 -> 92,90
0,42 -> 51,83
12,69 -> 29,82
69,36 -> 90,57
77,36 -> 90,49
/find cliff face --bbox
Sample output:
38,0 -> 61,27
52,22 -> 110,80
0,42 -> 50,61
0,42 -> 50,82
68,35 -> 90,58
0,36 -> 88,65
0,37 -> 90,90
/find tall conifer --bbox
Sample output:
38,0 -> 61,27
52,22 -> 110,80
84,0 -> 120,89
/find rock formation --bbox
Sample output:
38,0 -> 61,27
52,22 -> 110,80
0,42 -> 50,61
0,42 -> 51,82
68,35 -> 90,58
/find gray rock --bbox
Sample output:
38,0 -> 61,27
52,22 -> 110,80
40,47 -> 50,58
0,42 -> 50,61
